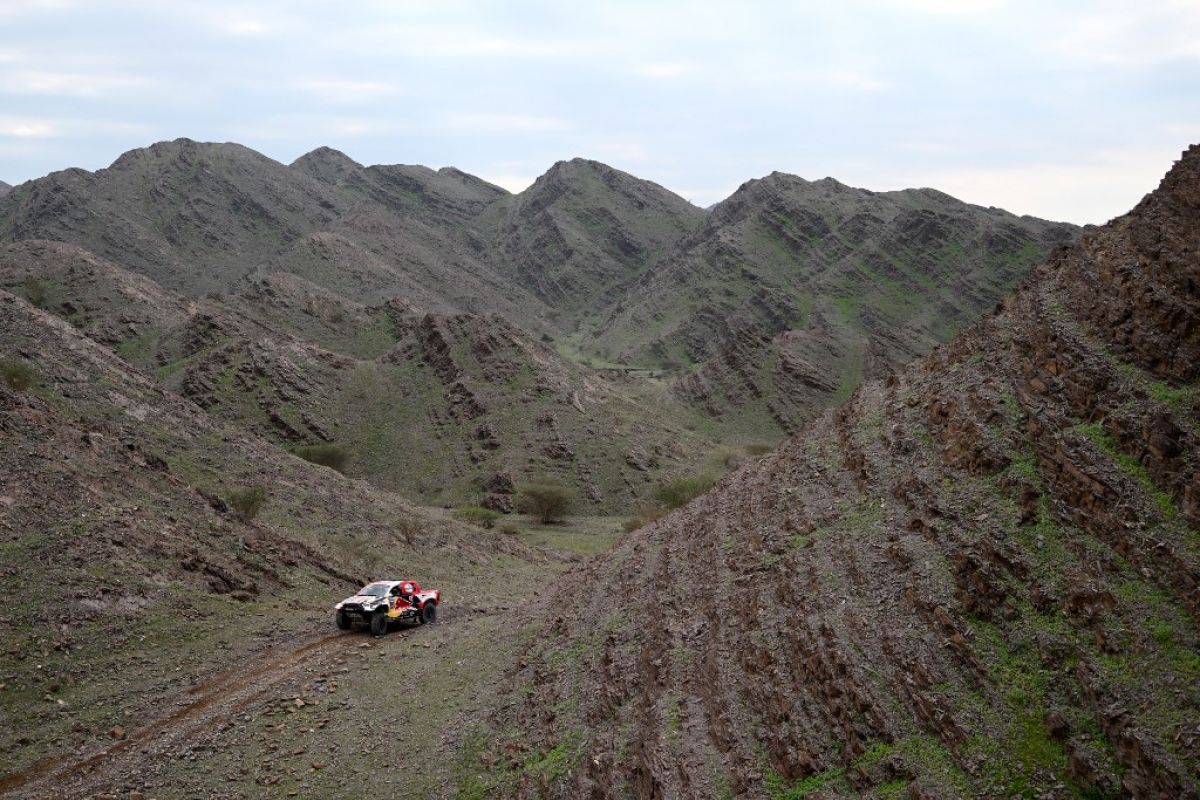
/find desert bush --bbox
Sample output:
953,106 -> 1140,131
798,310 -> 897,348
455,505 -> 500,529
745,443 -> 773,456
715,446 -> 745,470
21,277 -> 47,308
294,443 -> 350,473
516,480 -> 574,524
622,499 -> 666,533
226,486 -> 266,521
499,523 -> 520,536
394,515 -> 420,545
653,473 -> 717,510
0,358 -> 36,391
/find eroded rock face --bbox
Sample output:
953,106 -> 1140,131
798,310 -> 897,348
477,147 -> 1200,798
608,173 -> 1078,438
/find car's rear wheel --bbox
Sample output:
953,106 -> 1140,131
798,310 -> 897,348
370,610 -> 389,636
420,602 -> 437,625
336,610 -> 351,630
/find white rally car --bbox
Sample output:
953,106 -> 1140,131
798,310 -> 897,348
334,580 -> 440,636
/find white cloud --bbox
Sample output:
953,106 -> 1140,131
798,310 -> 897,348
882,0 -> 1007,14
0,0 -> 76,15
822,68 -> 889,92
0,117 -> 59,138
639,62 -> 693,79
1054,3 -> 1200,66
478,172 -> 536,193
225,18 -> 269,37
442,113 -> 571,133
0,116 -> 150,139
0,68 -> 156,97
295,79 -> 406,104
857,146 -> 1184,224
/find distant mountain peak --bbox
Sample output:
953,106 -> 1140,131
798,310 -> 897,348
290,146 -> 363,183
0,180 -> 10,198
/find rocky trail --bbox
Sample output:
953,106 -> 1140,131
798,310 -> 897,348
2,609 -> 480,799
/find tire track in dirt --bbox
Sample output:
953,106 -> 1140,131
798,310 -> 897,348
0,626 -> 423,797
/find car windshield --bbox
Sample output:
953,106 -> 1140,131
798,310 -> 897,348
358,583 -> 390,597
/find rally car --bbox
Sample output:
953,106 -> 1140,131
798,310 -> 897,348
334,580 -> 440,636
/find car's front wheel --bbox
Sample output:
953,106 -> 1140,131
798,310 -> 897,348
419,602 -> 437,625
336,610 -> 351,630
370,610 -> 389,637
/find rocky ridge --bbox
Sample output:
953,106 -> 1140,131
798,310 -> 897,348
474,148 -> 1200,798
595,173 -> 1078,436
0,239 -> 707,509
0,140 -> 1079,508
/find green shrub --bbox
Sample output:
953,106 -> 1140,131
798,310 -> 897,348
0,358 -> 35,391
226,486 -> 267,521
21,277 -> 47,308
499,524 -> 520,536
653,474 -> 717,510
294,443 -> 350,473
1151,620 -> 1175,646
517,481 -> 574,524
455,505 -> 500,529
623,499 -> 666,532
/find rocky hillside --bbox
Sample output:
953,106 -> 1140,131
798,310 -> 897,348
593,174 -> 1077,436
0,180 -> 10,198
473,148 -> 1200,798
0,287 -> 544,783
484,158 -> 705,326
0,240 -> 710,511
0,139 -> 541,323
0,140 -> 1082,508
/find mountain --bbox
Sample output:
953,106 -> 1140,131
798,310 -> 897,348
473,148 -> 1200,797
0,140 -> 1079,508
0,180 -> 10,198
0,239 -> 712,510
0,139 -> 542,324
591,173 -> 1077,435
485,158 -> 705,330
0,287 -> 544,791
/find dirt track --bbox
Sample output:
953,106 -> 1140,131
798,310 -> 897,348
0,621 -> 430,799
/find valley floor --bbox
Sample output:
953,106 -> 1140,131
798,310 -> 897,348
0,516 -> 625,799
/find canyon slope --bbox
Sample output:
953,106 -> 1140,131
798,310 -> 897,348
0,287 -> 550,795
476,149 -> 1200,798
0,142 -> 1075,483
595,174 -> 1078,436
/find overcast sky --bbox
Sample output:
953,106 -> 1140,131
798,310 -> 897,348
1,0 -> 1197,224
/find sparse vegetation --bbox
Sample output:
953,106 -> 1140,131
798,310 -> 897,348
1075,421 -> 1176,519
455,505 -> 500,529
293,443 -> 351,474
653,473 -> 717,510
21,276 -> 48,308
623,499 -> 666,532
0,358 -> 36,391
516,480 -> 574,524
225,485 -> 266,521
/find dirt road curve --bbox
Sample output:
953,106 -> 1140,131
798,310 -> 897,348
0,626 -> 416,798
